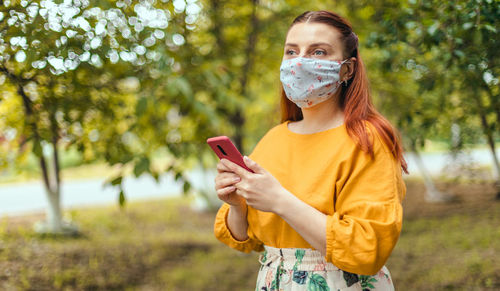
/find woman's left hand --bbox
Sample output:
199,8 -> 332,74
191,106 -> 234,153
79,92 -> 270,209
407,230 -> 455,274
220,156 -> 289,213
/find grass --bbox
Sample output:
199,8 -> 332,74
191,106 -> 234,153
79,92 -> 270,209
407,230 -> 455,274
0,181 -> 499,290
0,198 -> 260,290
389,209 -> 500,290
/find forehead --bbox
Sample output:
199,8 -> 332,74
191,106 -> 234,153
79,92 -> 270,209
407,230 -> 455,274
285,22 -> 343,47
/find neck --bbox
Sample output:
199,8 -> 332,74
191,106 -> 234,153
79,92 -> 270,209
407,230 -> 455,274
298,93 -> 344,132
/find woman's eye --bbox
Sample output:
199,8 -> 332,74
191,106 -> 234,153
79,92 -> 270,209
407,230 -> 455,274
313,50 -> 326,56
286,50 -> 297,55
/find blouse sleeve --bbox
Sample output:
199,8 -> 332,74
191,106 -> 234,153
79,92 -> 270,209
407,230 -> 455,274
214,203 -> 264,253
325,126 -> 406,275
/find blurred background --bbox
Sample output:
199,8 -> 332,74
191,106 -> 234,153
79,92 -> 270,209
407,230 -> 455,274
0,0 -> 499,290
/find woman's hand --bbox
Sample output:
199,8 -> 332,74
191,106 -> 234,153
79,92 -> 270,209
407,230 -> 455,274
221,156 -> 327,252
221,156 -> 290,213
214,160 -> 245,207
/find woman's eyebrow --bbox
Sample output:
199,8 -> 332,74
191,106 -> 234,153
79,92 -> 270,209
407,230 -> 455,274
313,42 -> 334,47
284,42 -> 335,48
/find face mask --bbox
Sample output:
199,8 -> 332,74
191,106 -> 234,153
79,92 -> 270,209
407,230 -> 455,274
280,57 -> 348,108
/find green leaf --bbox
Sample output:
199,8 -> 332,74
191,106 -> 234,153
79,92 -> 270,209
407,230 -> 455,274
119,190 -> 126,208
483,24 -> 496,33
151,171 -> 160,182
109,176 -> 122,186
183,181 -> 191,194
175,77 -> 192,97
453,50 -> 465,59
293,249 -> 306,271
360,275 -> 378,289
292,270 -> 308,285
307,273 -> 329,291
32,140 -> 43,157
133,157 -> 150,177
136,97 -> 148,116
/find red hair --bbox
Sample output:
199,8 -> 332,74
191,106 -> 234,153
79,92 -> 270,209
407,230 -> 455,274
281,11 -> 408,174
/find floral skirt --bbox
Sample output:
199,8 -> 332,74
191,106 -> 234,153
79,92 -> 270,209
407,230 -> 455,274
255,246 -> 394,291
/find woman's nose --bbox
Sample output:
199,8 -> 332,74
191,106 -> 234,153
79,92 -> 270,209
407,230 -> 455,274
298,51 -> 307,58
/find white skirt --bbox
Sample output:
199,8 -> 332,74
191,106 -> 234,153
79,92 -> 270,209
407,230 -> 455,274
255,245 -> 395,291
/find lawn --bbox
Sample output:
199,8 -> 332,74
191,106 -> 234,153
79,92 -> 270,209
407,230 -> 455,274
0,180 -> 499,290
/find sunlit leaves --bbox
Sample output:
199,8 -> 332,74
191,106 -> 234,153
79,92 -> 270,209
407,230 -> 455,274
363,0 -> 499,151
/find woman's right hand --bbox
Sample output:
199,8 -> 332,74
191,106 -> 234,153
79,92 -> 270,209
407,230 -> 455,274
215,159 -> 245,207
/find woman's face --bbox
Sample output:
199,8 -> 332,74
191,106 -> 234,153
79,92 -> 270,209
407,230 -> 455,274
283,22 -> 345,62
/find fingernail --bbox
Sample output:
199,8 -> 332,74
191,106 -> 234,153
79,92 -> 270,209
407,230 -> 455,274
234,177 -> 241,182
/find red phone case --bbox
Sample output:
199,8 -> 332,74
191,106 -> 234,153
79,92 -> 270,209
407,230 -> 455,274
206,136 -> 254,173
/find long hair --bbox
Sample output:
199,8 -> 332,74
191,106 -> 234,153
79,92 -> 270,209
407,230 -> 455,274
280,11 -> 408,174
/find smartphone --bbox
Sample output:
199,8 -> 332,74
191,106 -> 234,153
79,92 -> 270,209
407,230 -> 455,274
206,136 -> 254,173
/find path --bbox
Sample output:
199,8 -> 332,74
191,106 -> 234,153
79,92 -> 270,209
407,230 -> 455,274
0,148 -> 497,216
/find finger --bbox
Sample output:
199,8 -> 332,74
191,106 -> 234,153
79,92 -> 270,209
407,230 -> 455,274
214,172 -> 239,189
216,160 -> 234,173
243,156 -> 265,174
221,158 -> 249,178
217,186 -> 236,197
215,175 -> 241,189
219,172 -> 241,181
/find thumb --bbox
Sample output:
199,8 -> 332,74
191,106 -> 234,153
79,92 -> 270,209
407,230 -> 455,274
243,156 -> 264,174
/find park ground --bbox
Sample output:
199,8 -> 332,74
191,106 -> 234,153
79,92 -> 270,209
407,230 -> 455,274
0,178 -> 499,290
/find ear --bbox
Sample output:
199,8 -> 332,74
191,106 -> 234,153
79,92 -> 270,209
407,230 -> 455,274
341,57 -> 357,82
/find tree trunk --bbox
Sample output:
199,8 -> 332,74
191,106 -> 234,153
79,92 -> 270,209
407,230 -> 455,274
210,0 -> 225,52
3,66 -> 76,234
36,142 -> 64,233
481,74 -> 500,132
483,124 -> 500,180
233,0 -> 260,152
46,120 -> 63,232
45,188 -> 63,232
471,88 -> 500,199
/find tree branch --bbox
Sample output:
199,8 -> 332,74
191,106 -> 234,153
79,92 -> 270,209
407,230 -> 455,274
239,0 -> 260,95
0,64 -> 37,84
17,83 -> 53,192
210,0 -> 225,55
51,113 -> 61,192
230,0 -> 260,152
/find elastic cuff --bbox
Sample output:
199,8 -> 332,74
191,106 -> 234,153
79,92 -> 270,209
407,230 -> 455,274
223,204 -> 253,244
213,203 -> 254,252
325,212 -> 338,262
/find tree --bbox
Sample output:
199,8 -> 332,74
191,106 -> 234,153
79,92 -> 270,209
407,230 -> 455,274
349,0 -> 499,200
0,0 -> 218,232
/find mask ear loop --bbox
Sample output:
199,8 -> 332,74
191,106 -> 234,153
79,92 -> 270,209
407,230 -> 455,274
341,60 -> 351,87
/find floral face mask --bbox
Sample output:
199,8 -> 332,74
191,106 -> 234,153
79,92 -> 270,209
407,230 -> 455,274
280,57 -> 348,108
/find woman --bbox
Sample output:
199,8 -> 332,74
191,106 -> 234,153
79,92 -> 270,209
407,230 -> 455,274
213,10 -> 408,291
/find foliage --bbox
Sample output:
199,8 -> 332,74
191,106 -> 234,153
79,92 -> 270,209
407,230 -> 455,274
361,0 -> 499,153
0,0 -> 219,208
1,0 -> 499,212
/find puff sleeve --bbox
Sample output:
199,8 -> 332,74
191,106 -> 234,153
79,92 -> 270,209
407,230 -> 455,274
214,203 -> 264,253
325,127 -> 406,275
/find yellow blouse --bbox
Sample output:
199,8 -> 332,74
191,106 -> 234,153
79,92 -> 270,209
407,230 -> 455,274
213,120 -> 406,275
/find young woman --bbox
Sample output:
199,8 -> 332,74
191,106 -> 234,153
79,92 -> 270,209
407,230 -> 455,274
213,10 -> 408,291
